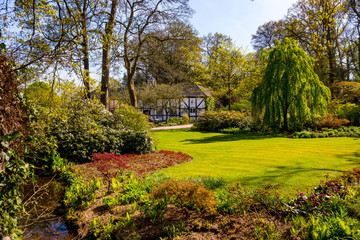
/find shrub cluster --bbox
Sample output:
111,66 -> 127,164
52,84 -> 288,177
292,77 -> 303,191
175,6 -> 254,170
287,170 -> 360,239
196,111 -> 251,132
151,179 -> 216,215
335,103 -> 360,126
293,126 -> 360,138
48,100 -> 153,162
313,114 -> 350,129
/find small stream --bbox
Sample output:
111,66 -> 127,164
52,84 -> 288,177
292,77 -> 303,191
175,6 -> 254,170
21,176 -> 76,240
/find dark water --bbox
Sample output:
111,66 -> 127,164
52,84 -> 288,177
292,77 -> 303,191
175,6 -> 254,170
21,176 -> 76,240
23,219 -> 74,240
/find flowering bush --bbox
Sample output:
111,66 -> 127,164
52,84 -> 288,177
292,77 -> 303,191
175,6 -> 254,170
287,175 -> 350,215
196,111 -> 251,132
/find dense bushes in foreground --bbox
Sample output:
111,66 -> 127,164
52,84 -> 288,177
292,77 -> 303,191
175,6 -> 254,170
195,111 -> 251,132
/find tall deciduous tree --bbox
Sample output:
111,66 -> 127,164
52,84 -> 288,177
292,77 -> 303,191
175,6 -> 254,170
251,20 -> 287,53
135,22 -> 202,85
251,38 -> 331,131
286,0 -> 346,85
206,40 -> 252,110
117,0 -> 192,108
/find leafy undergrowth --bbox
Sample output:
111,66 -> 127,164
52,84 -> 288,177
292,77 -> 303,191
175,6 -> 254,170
63,172 -> 294,239
63,151 -> 360,239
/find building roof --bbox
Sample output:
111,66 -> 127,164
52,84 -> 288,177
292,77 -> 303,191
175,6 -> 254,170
182,84 -> 213,98
90,84 -> 213,99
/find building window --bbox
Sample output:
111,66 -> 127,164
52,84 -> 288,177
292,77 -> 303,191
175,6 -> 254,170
143,109 -> 150,116
156,109 -> 163,117
190,108 -> 196,114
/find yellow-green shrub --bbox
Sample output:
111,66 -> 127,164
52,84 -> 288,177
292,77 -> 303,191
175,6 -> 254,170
151,179 -> 216,214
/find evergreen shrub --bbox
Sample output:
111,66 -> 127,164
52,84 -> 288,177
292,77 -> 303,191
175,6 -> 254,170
196,111 -> 251,132
50,100 -> 153,162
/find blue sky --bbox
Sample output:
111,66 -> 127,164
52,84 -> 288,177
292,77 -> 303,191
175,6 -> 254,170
188,0 -> 298,51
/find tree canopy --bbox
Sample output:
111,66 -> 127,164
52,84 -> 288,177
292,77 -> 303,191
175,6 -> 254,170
251,38 -> 331,131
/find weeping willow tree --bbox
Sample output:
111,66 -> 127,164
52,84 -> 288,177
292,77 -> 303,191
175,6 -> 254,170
251,38 -> 331,131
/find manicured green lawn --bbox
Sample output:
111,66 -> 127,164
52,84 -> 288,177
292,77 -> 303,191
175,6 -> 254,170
153,129 -> 360,195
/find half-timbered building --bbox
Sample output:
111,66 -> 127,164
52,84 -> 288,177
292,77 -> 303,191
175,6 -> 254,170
138,84 -> 213,122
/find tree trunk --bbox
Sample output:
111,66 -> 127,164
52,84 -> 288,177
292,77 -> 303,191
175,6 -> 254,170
100,0 -> 119,109
81,0 -> 90,99
82,36 -> 90,98
228,82 -> 231,111
358,26 -> 360,77
283,101 -> 288,132
326,26 -> 336,85
127,69 -> 138,108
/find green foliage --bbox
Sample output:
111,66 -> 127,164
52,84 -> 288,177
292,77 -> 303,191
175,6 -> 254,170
220,127 -> 251,134
252,38 -> 331,131
216,183 -> 283,214
90,216 -> 123,240
293,131 -> 316,138
187,176 -> 227,190
168,117 -> 183,125
64,176 -> 102,210
255,221 -> 279,240
49,100 -> 153,162
205,40 -> 258,110
113,103 -> 150,131
24,81 -> 60,108
0,133 -> 33,240
218,100 -> 252,113
181,114 -> 190,124
140,199 -> 168,223
335,103 -> 360,126
292,126 -> 360,138
196,110 -> 251,132
205,97 -> 215,111
49,153 -> 72,173
102,197 -> 118,209
118,176 -> 149,204
291,213 -> 360,240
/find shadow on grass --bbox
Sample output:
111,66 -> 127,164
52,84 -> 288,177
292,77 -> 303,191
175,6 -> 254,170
336,152 -> 360,165
235,165 -> 345,188
181,133 -> 282,144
